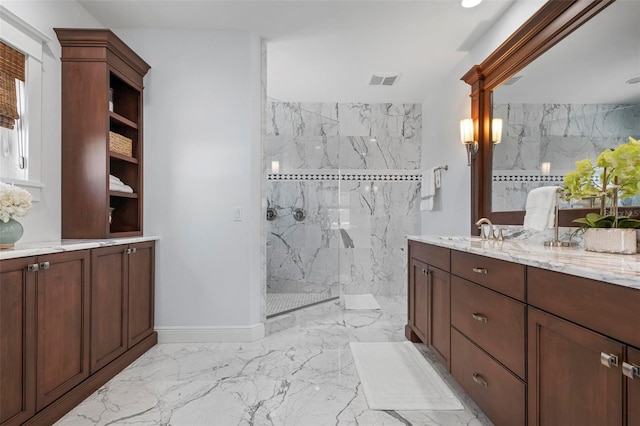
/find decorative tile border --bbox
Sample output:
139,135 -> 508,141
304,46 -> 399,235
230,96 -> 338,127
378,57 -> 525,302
493,175 -> 565,183
268,172 -> 422,182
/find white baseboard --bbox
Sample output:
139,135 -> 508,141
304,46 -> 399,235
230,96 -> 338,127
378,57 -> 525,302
155,323 -> 265,343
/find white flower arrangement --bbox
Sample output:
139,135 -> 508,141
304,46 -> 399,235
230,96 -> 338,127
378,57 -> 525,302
0,182 -> 32,223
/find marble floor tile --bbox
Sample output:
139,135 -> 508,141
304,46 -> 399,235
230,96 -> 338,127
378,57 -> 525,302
56,297 -> 492,426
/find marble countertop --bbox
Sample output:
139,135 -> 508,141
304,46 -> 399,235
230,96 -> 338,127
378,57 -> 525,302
407,235 -> 640,290
0,236 -> 159,260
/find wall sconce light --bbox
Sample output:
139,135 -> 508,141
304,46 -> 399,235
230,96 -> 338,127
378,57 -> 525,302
460,118 -> 477,166
541,162 -> 551,176
271,160 -> 280,174
492,118 -> 503,144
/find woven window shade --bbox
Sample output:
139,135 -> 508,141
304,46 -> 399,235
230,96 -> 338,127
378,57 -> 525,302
0,41 -> 25,130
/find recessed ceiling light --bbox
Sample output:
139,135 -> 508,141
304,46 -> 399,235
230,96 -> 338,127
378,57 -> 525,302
369,137 -> 377,142
461,0 -> 482,8
626,77 -> 640,85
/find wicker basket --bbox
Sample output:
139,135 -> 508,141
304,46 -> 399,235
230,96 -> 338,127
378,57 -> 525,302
109,131 -> 133,157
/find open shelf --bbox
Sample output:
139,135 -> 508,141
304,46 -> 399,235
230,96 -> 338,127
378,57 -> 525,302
109,111 -> 138,129
109,151 -> 139,164
109,191 -> 138,199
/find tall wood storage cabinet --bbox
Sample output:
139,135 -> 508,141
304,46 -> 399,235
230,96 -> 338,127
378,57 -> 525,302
55,29 -> 150,238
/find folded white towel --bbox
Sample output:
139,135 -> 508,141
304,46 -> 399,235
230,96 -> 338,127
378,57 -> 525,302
523,186 -> 559,230
420,167 -> 437,211
109,181 -> 134,193
109,174 -> 122,183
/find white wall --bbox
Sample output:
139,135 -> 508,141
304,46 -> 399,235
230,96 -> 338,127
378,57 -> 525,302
2,1 -> 103,242
115,29 -> 264,336
421,0 -> 546,236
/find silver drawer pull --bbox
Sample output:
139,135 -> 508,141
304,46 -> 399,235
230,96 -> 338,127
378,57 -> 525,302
472,267 -> 488,274
27,263 -> 39,272
472,372 -> 488,387
600,352 -> 619,368
39,261 -> 50,270
622,362 -> 640,379
472,312 -> 488,323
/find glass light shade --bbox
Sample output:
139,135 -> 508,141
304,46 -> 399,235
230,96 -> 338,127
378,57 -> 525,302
271,160 -> 280,174
541,162 -> 551,176
460,118 -> 474,144
492,118 -> 503,144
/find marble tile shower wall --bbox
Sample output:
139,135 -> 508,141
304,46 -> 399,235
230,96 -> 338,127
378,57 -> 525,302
492,103 -> 640,211
266,103 -> 422,297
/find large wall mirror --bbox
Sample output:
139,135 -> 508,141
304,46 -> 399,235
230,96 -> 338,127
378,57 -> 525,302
463,0 -> 640,229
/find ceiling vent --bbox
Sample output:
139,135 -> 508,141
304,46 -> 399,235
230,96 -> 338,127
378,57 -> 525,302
369,74 -> 399,86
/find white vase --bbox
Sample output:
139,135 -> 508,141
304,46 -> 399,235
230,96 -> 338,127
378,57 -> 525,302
583,228 -> 637,255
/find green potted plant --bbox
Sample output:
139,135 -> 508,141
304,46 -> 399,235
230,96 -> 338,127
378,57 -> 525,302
564,136 -> 640,254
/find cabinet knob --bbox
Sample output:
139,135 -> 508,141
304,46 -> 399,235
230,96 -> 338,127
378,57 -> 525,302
39,261 -> 50,270
472,372 -> 488,387
472,312 -> 488,323
27,263 -> 39,272
600,352 -> 619,368
622,362 -> 640,379
422,268 -> 427,275
472,267 -> 488,274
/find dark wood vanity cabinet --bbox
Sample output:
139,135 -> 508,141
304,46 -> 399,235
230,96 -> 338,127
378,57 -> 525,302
407,241 -> 450,369
1,257 -> 36,426
449,250 -> 526,426
126,241 -> 155,348
528,267 -> 640,426
35,251 -> 91,411
91,241 -> 155,373
0,242 -> 156,426
408,240 -> 640,426
528,307 -> 624,426
0,251 -> 90,425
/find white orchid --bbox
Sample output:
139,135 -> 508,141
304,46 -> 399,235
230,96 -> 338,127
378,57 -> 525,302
0,182 -> 32,223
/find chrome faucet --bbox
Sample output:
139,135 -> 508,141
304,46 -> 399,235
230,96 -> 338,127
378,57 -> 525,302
475,218 -> 495,240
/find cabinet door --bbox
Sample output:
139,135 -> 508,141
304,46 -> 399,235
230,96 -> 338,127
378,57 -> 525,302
628,347 -> 640,426
528,307 -> 624,426
128,241 -> 155,347
36,251 -> 90,411
409,258 -> 429,343
428,266 -> 450,369
90,246 -> 128,373
0,257 -> 36,426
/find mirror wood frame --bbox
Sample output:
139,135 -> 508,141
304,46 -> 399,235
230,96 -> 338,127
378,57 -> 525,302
461,0 -> 640,232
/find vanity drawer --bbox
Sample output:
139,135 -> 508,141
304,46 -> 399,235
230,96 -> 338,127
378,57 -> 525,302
409,241 -> 450,272
451,328 -> 526,426
451,251 -> 525,301
528,267 -> 640,348
451,276 -> 526,379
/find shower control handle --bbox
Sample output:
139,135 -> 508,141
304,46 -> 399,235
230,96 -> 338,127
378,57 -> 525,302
293,208 -> 306,221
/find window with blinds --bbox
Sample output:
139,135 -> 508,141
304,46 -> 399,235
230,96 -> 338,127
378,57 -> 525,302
0,5 -> 49,197
0,41 -> 25,130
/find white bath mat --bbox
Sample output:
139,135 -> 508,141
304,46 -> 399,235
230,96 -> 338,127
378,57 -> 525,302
343,294 -> 381,310
350,341 -> 464,411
